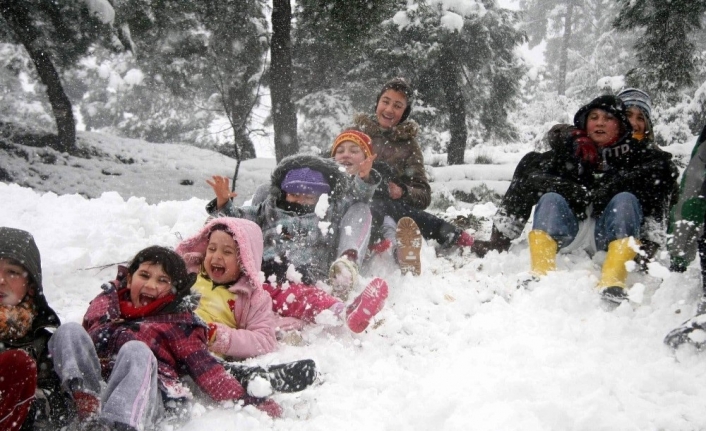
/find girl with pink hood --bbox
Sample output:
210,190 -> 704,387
177,218 -> 388,347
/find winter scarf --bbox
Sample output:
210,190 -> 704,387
0,228 -> 60,338
0,299 -> 34,340
116,288 -> 177,319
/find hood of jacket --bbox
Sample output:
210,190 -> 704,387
573,95 -> 633,145
269,154 -> 347,203
0,227 -> 60,333
353,113 -> 419,142
175,218 -> 265,292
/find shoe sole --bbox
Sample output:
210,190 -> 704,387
347,277 -> 389,333
396,217 -> 422,276
600,287 -> 629,304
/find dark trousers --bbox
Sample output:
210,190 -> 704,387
370,198 -> 460,247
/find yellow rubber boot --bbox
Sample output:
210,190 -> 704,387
597,237 -> 639,291
529,230 -> 557,276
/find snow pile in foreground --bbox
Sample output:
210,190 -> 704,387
3,182 -> 706,430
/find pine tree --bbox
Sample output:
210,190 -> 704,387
614,0 -> 706,100
118,0 -> 267,159
291,0 -> 398,152
378,1 -> 525,165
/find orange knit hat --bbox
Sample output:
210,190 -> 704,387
331,130 -> 373,158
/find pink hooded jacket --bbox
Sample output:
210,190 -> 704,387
176,218 -> 278,360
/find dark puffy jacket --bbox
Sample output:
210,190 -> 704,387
496,96 -> 678,243
0,227 -> 70,430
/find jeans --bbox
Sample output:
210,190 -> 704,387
49,322 -> 163,431
532,192 -> 642,251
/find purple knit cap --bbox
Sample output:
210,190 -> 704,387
280,167 -> 330,195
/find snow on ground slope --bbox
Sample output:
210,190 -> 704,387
0,131 -> 275,206
2,131 -> 706,429
3,170 -> 706,428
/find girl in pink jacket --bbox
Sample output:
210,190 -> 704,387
176,218 -> 278,360
177,218 -> 388,343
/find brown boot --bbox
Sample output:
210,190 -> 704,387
396,217 -> 422,276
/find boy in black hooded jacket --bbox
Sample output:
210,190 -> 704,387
0,227 -> 71,430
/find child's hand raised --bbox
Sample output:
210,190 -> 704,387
358,154 -> 377,181
207,176 -> 238,209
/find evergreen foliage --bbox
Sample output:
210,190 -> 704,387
614,0 -> 706,101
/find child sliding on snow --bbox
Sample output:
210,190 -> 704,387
206,153 -> 375,301
176,217 -> 317,393
177,218 -> 389,340
49,245 -> 281,431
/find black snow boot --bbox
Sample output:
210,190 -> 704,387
223,359 -> 318,393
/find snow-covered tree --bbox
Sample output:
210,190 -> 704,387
381,0 -> 525,164
292,0 -> 397,153
120,0 -> 268,159
614,0 -> 706,101
0,0 -> 133,153
521,0 -> 635,100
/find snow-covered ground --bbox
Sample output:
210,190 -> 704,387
3,133 -> 706,430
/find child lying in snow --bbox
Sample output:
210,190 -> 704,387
49,245 -> 281,431
177,218 -> 389,340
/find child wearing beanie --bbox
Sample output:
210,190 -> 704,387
617,88 -> 653,142
206,153 -> 379,301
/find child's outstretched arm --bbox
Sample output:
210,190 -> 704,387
204,177 -> 260,222
206,175 -> 238,210
171,327 -> 282,417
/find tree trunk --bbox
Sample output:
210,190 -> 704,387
440,49 -> 467,165
0,1 -> 76,153
270,0 -> 298,162
557,0 -> 575,96
228,86 -> 257,160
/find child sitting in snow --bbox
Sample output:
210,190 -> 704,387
48,245 -> 281,431
331,129 -> 475,276
176,217 -> 317,393
207,153 -> 377,300
0,227 -> 71,431
177,218 -> 389,342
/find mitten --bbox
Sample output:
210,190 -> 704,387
568,129 -> 598,166
242,396 -> 283,418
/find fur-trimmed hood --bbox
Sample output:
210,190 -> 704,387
175,218 -> 265,293
354,113 -> 419,143
269,154 -> 348,202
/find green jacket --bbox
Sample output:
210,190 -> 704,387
669,126 -> 706,269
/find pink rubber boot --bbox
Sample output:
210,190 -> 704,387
346,277 -> 389,333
